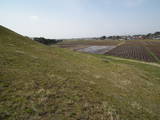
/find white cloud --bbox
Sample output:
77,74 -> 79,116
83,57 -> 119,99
29,16 -> 39,21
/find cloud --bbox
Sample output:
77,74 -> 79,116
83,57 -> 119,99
29,16 -> 39,21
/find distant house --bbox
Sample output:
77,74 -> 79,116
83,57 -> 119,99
154,36 -> 160,40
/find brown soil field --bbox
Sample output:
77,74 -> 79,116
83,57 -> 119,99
57,40 -> 160,62
144,41 -> 160,59
58,40 -> 122,46
106,40 -> 160,62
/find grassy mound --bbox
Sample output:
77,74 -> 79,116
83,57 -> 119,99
0,25 -> 160,120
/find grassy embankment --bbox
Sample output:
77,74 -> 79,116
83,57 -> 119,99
0,25 -> 160,120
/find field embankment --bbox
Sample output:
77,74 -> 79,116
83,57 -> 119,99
0,25 -> 160,120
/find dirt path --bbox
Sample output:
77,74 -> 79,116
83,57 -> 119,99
109,56 -> 160,68
117,40 -> 126,46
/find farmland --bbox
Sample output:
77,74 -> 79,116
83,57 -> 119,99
144,40 -> 160,60
57,40 -> 121,50
57,40 -> 160,63
106,40 -> 160,62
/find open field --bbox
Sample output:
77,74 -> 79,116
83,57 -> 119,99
57,40 -> 160,62
57,40 -> 122,50
1,26 -> 160,120
144,40 -> 160,59
58,39 -> 122,46
106,41 -> 157,62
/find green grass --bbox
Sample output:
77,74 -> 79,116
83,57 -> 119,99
0,25 -> 160,120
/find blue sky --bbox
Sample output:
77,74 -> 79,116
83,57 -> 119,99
0,0 -> 160,38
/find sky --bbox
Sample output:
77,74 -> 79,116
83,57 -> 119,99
0,0 -> 160,38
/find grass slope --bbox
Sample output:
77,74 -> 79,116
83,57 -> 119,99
0,25 -> 160,120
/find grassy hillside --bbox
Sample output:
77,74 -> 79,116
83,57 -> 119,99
0,25 -> 160,120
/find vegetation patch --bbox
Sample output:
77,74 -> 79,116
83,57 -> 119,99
0,26 -> 160,120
